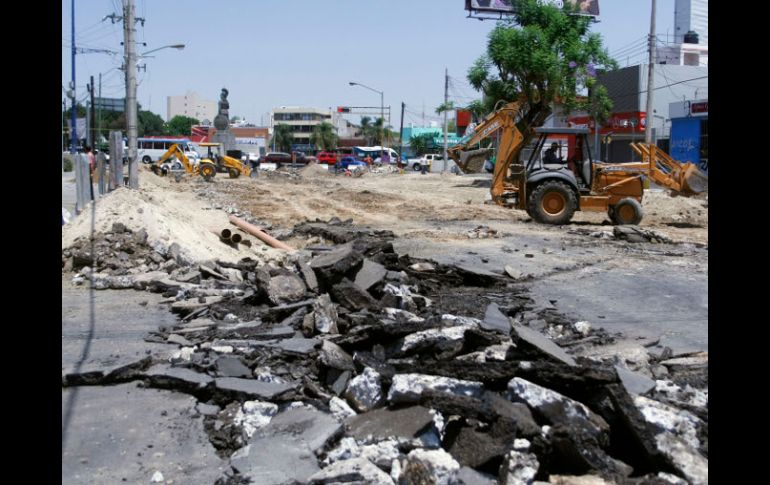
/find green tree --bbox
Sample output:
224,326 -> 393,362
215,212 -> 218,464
270,124 -> 294,153
138,110 -> 166,136
467,0 -> 616,151
166,115 -> 200,136
310,121 -> 338,151
409,133 -> 433,157
360,116 -> 372,145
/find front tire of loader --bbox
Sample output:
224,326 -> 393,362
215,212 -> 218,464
228,168 -> 240,178
610,198 -> 643,225
200,163 -> 216,182
528,180 -> 577,225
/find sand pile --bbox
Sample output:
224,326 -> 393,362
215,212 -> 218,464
643,189 -> 708,226
62,171 -> 274,264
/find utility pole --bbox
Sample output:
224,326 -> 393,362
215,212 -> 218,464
89,75 -> 96,148
442,68 -> 448,173
98,73 -> 102,145
123,0 -> 139,188
644,0 -> 656,145
70,0 -> 78,153
398,102 -> 405,166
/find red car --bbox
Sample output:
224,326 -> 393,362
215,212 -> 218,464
317,151 -> 337,164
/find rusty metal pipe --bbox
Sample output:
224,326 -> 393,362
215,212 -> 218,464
221,229 -> 232,239
228,215 -> 293,251
230,233 -> 242,244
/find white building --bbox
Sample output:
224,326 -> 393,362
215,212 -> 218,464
674,0 -> 707,45
270,107 -> 348,150
167,91 -> 217,123
657,0 -> 708,67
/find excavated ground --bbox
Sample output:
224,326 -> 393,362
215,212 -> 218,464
61,168 -> 707,484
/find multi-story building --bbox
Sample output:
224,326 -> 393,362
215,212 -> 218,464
167,91 -> 217,123
270,107 -> 348,153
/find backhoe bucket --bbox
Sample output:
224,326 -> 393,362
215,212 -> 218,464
457,148 -> 494,173
681,163 -> 708,194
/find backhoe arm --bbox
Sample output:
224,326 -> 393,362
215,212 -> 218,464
630,143 -> 708,195
448,102 -> 524,173
156,144 -> 193,173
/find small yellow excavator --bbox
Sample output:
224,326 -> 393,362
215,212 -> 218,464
198,142 -> 253,179
152,143 -> 218,181
448,101 -> 708,225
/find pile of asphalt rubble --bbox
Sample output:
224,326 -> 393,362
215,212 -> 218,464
62,219 -> 708,485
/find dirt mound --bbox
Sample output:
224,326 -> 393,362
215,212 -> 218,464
62,171 -> 270,264
299,161 -> 333,177
643,190 -> 708,227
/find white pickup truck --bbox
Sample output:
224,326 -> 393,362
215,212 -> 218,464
407,153 -> 444,172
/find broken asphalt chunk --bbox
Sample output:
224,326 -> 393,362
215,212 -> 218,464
512,323 -> 577,367
308,457 -> 393,484
388,373 -> 484,405
354,259 -> 388,291
345,405 -> 435,442
267,273 -> 307,305
310,242 -> 365,288
145,364 -> 213,394
213,377 -> 295,401
481,302 -> 512,334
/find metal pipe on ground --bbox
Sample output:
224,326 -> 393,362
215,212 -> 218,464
230,233 -> 242,244
221,229 -> 232,239
228,215 -> 293,251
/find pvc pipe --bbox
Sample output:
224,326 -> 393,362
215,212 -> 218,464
228,215 -> 293,251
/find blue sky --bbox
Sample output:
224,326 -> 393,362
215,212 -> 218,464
62,0 -> 675,126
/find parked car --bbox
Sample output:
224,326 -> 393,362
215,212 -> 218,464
317,151 -> 337,164
259,152 -> 292,165
336,156 -> 367,172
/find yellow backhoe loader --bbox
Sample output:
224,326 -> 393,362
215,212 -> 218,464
152,143 -> 218,182
448,101 -> 708,225
198,143 -> 253,179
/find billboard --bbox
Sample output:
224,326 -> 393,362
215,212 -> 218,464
465,0 -> 599,16
94,97 -> 125,113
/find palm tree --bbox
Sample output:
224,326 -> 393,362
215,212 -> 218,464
360,117 -> 372,145
271,124 -> 294,153
309,122 -> 338,151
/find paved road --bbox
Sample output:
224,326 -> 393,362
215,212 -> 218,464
62,277 -> 226,484
393,219 -> 708,354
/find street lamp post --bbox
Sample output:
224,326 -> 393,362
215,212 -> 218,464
349,82 -> 384,156
124,39 -> 185,189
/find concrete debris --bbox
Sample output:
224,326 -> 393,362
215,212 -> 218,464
233,400 -> 279,438
508,377 -> 608,441
573,321 -> 592,336
633,395 -> 703,450
383,307 -> 425,323
402,448 -> 460,485
151,470 -> 164,483
381,283 -> 418,312
309,457 -> 393,484
344,367 -> 383,412
499,449 -> 540,485
63,216 -> 706,484
329,396 -> 357,421
410,262 -> 436,271
652,379 -> 708,409
388,373 -> 484,404
314,294 -> 339,334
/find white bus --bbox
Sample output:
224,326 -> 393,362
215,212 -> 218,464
137,138 -> 200,164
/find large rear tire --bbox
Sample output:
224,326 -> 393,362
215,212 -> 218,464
228,168 -> 240,178
610,198 -> 643,225
200,163 -> 217,182
528,180 -> 577,225
142,156 -> 152,164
